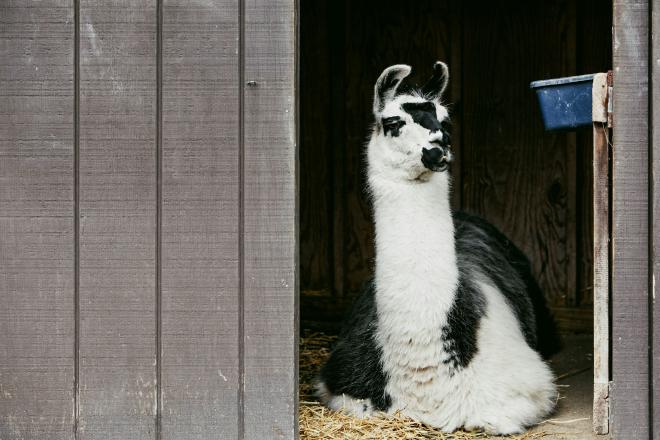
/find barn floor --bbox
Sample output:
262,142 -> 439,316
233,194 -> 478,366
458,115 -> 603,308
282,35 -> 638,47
299,331 -> 607,440
528,333 -> 610,440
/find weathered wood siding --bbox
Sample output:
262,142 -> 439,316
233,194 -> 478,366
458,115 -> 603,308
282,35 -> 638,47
300,0 -> 612,326
0,1 -> 75,438
612,0 -> 650,438
78,2 -> 158,437
161,1 -> 241,438
242,0 -> 297,437
0,0 -> 297,439
652,0 -> 660,435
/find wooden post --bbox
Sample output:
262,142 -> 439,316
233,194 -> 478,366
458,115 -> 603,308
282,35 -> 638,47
0,2 -> 75,438
592,121 -> 610,435
591,72 -> 609,435
612,0 -> 651,437
242,0 -> 298,438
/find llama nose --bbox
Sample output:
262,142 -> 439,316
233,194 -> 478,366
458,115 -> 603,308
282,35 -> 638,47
421,146 -> 451,172
429,131 -> 450,147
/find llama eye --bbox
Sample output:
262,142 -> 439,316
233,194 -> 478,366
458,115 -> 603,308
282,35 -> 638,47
382,117 -> 406,137
441,119 -> 451,131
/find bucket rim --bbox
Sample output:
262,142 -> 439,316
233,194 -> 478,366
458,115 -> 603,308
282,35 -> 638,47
529,73 -> 596,89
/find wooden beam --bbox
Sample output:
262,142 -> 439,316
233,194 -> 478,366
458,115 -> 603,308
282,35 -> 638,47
242,0 -> 298,438
0,1 -> 75,437
651,0 -> 660,434
612,1 -> 650,438
78,1 -> 157,437
592,120 -> 610,434
160,1 -> 241,437
591,72 -> 610,435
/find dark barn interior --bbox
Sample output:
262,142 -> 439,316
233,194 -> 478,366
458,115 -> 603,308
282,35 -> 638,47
300,0 -> 612,334
299,0 -> 613,436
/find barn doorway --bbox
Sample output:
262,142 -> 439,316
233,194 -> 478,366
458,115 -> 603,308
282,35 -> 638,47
298,0 -> 613,438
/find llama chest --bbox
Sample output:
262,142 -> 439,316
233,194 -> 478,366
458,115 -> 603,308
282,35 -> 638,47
374,268 -> 486,385
376,325 -> 470,419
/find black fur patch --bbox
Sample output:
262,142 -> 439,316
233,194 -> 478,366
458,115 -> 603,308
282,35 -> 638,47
401,101 -> 442,133
319,281 -> 392,411
421,146 -> 449,172
382,116 -> 406,137
439,119 -> 452,146
453,212 -> 561,359
440,212 -> 561,372
441,274 -> 486,372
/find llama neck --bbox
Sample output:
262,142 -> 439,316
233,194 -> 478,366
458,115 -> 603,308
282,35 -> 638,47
370,173 -> 459,333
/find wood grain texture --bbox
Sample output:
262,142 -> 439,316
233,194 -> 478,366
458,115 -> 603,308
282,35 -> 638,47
299,0 -> 334,297
652,0 -> 660,435
160,1 -> 240,438
449,0 -> 464,210
592,122 -> 609,435
78,1 -> 157,438
576,0 -> 613,307
461,0 -> 577,307
329,0 -> 348,306
612,0 -> 650,438
242,0 -> 297,437
0,1 -> 75,438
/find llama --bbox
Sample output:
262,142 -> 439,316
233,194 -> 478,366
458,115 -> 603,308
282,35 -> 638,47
316,61 -> 560,435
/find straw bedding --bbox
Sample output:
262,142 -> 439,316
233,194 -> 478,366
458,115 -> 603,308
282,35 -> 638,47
299,331 -> 551,440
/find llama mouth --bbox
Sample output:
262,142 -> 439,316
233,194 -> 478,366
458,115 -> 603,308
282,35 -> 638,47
432,162 -> 449,172
421,147 -> 451,172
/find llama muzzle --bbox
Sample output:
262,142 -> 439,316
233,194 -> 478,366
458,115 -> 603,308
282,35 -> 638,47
421,146 -> 452,172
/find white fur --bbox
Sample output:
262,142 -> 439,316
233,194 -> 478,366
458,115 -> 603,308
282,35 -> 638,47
316,382 -> 376,418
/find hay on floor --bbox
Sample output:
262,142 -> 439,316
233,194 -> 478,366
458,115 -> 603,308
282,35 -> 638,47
299,331 -> 551,440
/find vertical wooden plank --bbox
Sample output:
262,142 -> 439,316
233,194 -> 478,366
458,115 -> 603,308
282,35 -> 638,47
612,0 -> 650,438
329,0 -> 347,306
299,0 -> 334,297
78,1 -> 157,438
593,121 -> 610,435
449,0 -> 463,211
564,0 -> 578,309
160,1 -> 240,438
651,0 -> 660,435
0,1 -> 75,438
242,0 -> 297,437
575,0 -> 613,307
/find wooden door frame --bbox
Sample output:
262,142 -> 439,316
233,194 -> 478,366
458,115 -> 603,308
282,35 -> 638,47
612,0 -> 656,439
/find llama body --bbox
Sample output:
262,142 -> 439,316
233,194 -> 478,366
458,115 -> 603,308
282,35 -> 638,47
317,62 -> 559,434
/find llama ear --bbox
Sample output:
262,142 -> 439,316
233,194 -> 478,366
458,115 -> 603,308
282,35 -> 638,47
374,64 -> 411,114
421,61 -> 449,99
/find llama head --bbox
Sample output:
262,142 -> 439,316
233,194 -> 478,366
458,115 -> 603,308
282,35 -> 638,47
368,61 -> 452,182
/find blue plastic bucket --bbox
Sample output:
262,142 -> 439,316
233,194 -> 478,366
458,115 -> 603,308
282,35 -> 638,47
530,74 -> 595,131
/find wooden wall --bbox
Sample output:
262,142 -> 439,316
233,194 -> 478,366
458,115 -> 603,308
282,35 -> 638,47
0,1 -> 296,439
300,0 -> 612,327
612,0 -> 651,437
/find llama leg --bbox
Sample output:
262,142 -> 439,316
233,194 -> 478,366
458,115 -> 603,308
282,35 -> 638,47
315,381 -> 375,418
